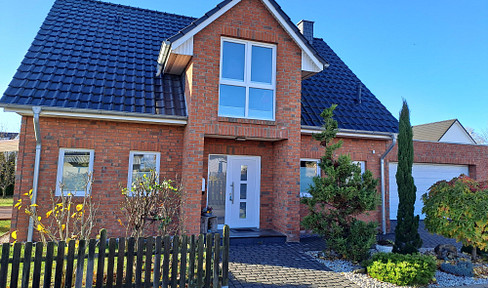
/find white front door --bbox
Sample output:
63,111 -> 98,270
225,156 -> 261,228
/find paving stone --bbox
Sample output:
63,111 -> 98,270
228,238 -> 359,288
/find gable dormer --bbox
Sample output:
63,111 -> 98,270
157,0 -> 328,79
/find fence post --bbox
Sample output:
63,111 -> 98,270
96,229 -> 107,288
75,239 -> 86,288
0,243 -> 10,288
213,233 -> 220,288
222,225 -> 230,288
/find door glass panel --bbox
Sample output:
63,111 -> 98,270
239,202 -> 247,219
207,155 -> 228,225
240,184 -> 247,199
241,165 -> 248,181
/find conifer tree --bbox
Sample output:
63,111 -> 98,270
302,105 -> 379,262
393,100 -> 422,254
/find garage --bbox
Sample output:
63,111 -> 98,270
389,163 -> 469,220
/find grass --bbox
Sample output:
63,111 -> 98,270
0,196 -> 13,207
0,220 -> 10,234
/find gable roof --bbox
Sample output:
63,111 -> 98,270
1,0 -> 398,134
301,39 -> 398,133
162,0 -> 328,73
413,119 -> 476,144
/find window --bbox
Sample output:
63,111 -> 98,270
56,148 -> 94,196
300,159 -> 320,197
353,161 -> 366,174
219,38 -> 276,120
127,151 -> 161,189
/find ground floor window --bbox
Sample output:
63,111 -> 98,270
300,159 -> 320,197
128,151 -> 160,189
56,148 -> 94,196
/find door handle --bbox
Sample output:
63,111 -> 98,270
230,182 -> 235,204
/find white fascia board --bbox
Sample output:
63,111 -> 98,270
170,0 -> 325,72
173,37 -> 193,55
171,0 -> 242,49
302,51 -> 322,73
4,107 -> 187,126
301,127 -> 395,140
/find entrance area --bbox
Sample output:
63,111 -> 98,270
207,155 -> 261,229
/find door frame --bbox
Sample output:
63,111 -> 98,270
206,154 -> 261,229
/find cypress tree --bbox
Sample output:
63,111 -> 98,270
393,100 -> 422,254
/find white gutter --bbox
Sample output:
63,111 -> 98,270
302,126 -> 394,140
3,106 -> 187,126
27,106 -> 42,242
380,133 -> 397,234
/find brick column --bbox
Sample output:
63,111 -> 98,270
272,137 -> 301,242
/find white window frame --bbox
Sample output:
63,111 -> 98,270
353,161 -> 366,174
300,158 -> 321,198
56,148 -> 94,196
219,37 -> 277,121
127,151 -> 161,190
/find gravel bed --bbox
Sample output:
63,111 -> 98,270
306,251 -> 488,287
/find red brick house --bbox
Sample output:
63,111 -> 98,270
2,0 -> 487,242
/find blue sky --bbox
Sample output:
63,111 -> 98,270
1,0 -> 487,133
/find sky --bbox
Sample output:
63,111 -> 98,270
0,0 -> 487,134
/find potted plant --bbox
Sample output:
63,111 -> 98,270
376,239 -> 394,253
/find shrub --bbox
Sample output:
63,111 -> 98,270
422,175 -> 488,260
365,252 -> 436,286
301,105 -> 379,263
14,174 -> 98,242
120,171 -> 182,238
440,261 -> 473,277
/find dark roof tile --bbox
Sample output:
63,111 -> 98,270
301,39 -> 398,133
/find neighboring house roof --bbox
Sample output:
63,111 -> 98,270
0,0 -> 398,134
413,119 -> 476,144
301,39 -> 398,133
0,139 -> 19,152
0,132 -> 19,140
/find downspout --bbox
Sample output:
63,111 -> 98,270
27,106 -> 42,242
380,133 -> 397,235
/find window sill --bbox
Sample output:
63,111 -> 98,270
217,116 -> 276,126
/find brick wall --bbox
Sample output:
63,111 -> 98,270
182,0 -> 303,240
12,116 -> 184,241
300,134 -> 488,233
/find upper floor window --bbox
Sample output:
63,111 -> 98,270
128,151 -> 161,190
56,148 -> 94,196
219,38 -> 276,120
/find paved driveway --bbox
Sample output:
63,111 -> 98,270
229,237 -> 359,288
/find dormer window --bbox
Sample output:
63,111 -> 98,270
219,38 -> 276,120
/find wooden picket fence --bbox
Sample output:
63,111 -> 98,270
0,225 -> 230,288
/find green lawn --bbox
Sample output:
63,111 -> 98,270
0,220 -> 10,234
0,196 -> 13,207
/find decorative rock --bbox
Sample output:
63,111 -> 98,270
352,268 -> 366,274
435,244 -> 458,260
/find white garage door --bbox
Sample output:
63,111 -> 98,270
389,163 -> 469,220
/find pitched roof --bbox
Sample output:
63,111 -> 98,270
1,0 -> 398,133
412,119 -> 457,141
301,39 -> 398,133
0,0 -> 191,117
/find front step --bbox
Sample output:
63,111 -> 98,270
227,228 -> 286,245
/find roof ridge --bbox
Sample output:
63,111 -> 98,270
61,0 -> 197,21
413,119 -> 457,127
